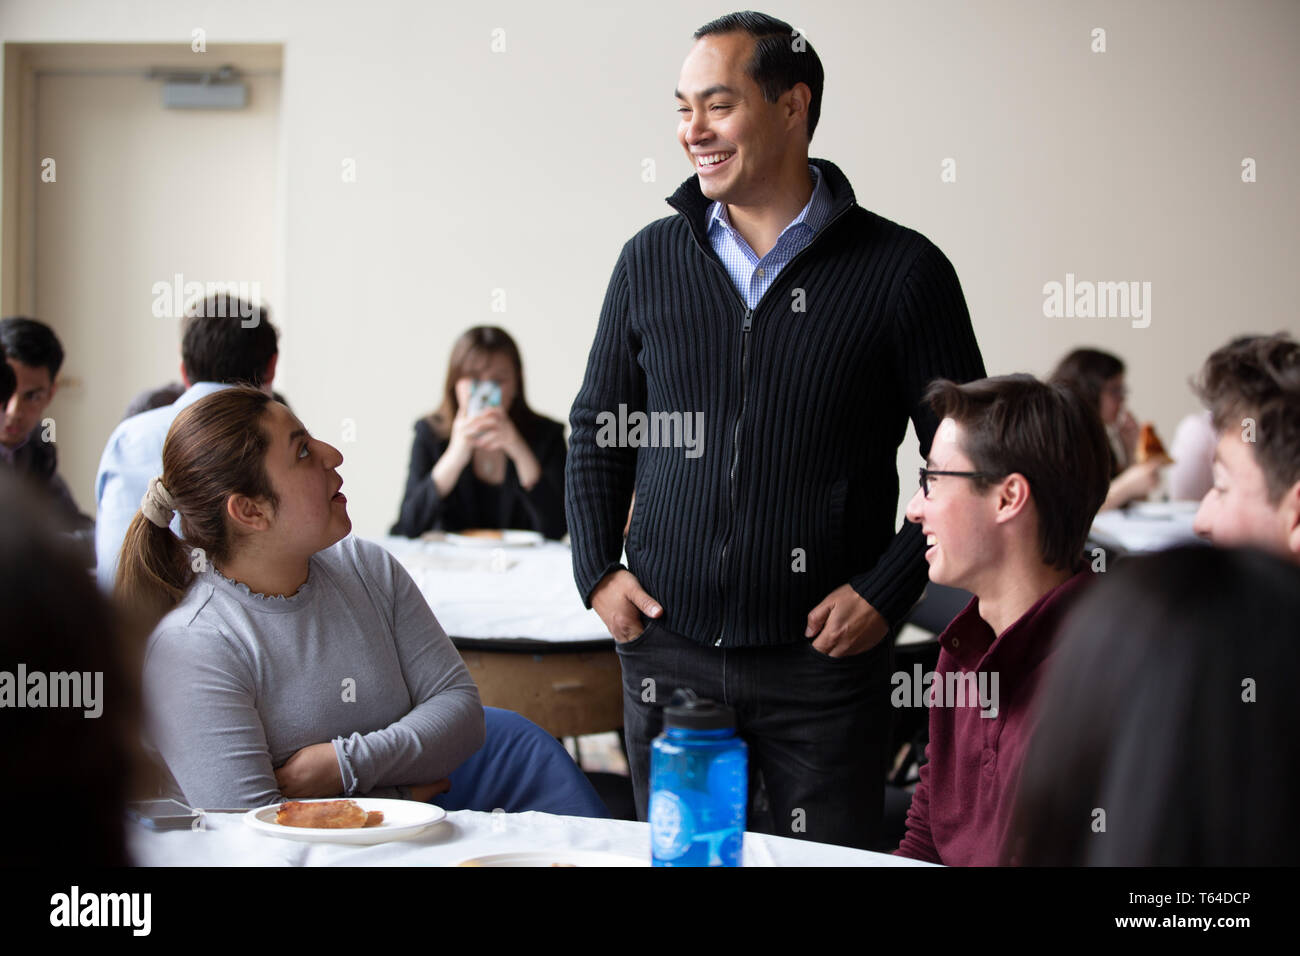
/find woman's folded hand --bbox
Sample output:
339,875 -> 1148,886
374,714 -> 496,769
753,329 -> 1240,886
275,742 -> 345,798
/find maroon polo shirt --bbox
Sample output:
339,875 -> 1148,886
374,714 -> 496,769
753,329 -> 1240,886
895,570 -> 1093,866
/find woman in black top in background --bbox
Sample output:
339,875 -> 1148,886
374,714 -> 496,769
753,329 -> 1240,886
391,327 -> 567,539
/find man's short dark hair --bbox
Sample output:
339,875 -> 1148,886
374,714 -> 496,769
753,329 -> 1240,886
180,294 -> 278,387
1194,332 -> 1300,503
0,317 -> 65,380
694,11 -> 824,142
924,374 -> 1112,571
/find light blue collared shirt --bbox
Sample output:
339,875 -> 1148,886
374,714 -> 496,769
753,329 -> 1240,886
706,164 -> 833,309
94,381 -> 231,589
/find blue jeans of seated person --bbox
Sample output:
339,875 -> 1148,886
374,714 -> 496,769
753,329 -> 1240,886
432,707 -> 610,818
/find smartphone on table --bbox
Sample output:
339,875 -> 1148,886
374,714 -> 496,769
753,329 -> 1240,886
126,798 -> 201,831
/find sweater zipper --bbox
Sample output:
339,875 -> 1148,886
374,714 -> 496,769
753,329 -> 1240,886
714,306 -> 753,645
685,200 -> 858,648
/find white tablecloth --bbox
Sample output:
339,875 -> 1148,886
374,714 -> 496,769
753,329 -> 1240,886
129,809 -> 934,867
1089,503 -> 1201,554
378,535 -> 610,644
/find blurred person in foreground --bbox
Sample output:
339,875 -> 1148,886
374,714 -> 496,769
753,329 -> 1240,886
0,475 -> 140,865
894,375 -> 1110,865
0,352 -> 14,406
1049,347 -> 1166,511
1191,332 -> 1299,561
1006,546 -> 1300,865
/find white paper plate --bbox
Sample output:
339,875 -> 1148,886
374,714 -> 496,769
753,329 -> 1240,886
453,849 -> 648,867
244,798 -> 446,844
445,530 -> 544,548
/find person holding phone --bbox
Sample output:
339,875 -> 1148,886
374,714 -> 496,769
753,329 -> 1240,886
391,326 -> 567,539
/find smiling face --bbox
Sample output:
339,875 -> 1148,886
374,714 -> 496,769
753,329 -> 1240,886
2,359 -> 55,449
675,32 -> 804,206
905,419 -> 1002,592
1194,430 -> 1299,557
248,402 -> 351,558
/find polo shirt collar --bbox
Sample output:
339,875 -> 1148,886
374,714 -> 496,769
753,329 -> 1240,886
939,570 -> 1093,678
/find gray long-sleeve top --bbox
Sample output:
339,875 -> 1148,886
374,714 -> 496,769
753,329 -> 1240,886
143,534 -> 485,809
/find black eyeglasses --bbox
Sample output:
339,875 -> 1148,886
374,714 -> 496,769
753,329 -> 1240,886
918,467 -> 1003,499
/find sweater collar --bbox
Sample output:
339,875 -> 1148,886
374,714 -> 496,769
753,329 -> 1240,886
666,157 -> 858,255
939,570 -> 1093,678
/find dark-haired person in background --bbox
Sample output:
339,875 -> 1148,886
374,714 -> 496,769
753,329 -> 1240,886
567,12 -> 984,848
391,326 -> 566,539
1191,332 -> 1300,561
1049,347 -> 1164,511
0,317 -> 96,564
1006,546 -> 1300,865
120,379 -> 291,422
93,294 -> 279,588
895,375 -> 1110,865
1,475 -> 140,866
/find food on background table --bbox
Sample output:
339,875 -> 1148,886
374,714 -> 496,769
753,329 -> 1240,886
457,529 -> 505,539
1136,423 -> 1174,465
275,799 -> 384,829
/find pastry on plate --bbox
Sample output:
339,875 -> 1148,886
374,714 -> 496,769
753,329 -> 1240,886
275,799 -> 383,829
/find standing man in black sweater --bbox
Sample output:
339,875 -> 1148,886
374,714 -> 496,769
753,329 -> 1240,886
566,12 -> 985,850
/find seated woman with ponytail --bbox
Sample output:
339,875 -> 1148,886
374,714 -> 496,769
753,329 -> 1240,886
121,387 -> 606,817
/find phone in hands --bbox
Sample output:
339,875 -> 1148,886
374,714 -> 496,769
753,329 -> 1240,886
466,380 -> 502,418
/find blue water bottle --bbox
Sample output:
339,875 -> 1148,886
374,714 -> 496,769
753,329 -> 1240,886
649,689 -> 747,866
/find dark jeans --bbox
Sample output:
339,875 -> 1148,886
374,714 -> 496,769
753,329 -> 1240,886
616,618 -> 895,850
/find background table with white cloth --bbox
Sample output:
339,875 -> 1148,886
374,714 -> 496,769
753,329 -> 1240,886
1087,500 -> 1202,556
377,535 -> 622,739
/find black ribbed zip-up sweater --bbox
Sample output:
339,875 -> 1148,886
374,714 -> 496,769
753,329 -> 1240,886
567,158 -> 985,648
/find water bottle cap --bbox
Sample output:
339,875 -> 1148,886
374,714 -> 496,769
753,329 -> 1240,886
663,688 -> 735,731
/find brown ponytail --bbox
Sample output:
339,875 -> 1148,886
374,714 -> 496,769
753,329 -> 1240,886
115,386 -> 281,625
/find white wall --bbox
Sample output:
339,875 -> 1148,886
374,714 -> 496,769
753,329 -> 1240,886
3,0 -> 1298,537
28,61 -> 279,510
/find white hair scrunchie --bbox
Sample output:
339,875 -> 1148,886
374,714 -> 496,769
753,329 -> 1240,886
141,475 -> 176,529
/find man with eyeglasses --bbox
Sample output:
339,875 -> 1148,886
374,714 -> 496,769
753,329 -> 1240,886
896,374 -> 1110,865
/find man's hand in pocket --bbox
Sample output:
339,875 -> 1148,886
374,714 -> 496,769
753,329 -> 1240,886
592,569 -> 662,643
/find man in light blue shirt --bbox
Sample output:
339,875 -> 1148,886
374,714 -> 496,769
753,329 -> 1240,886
94,295 -> 278,589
